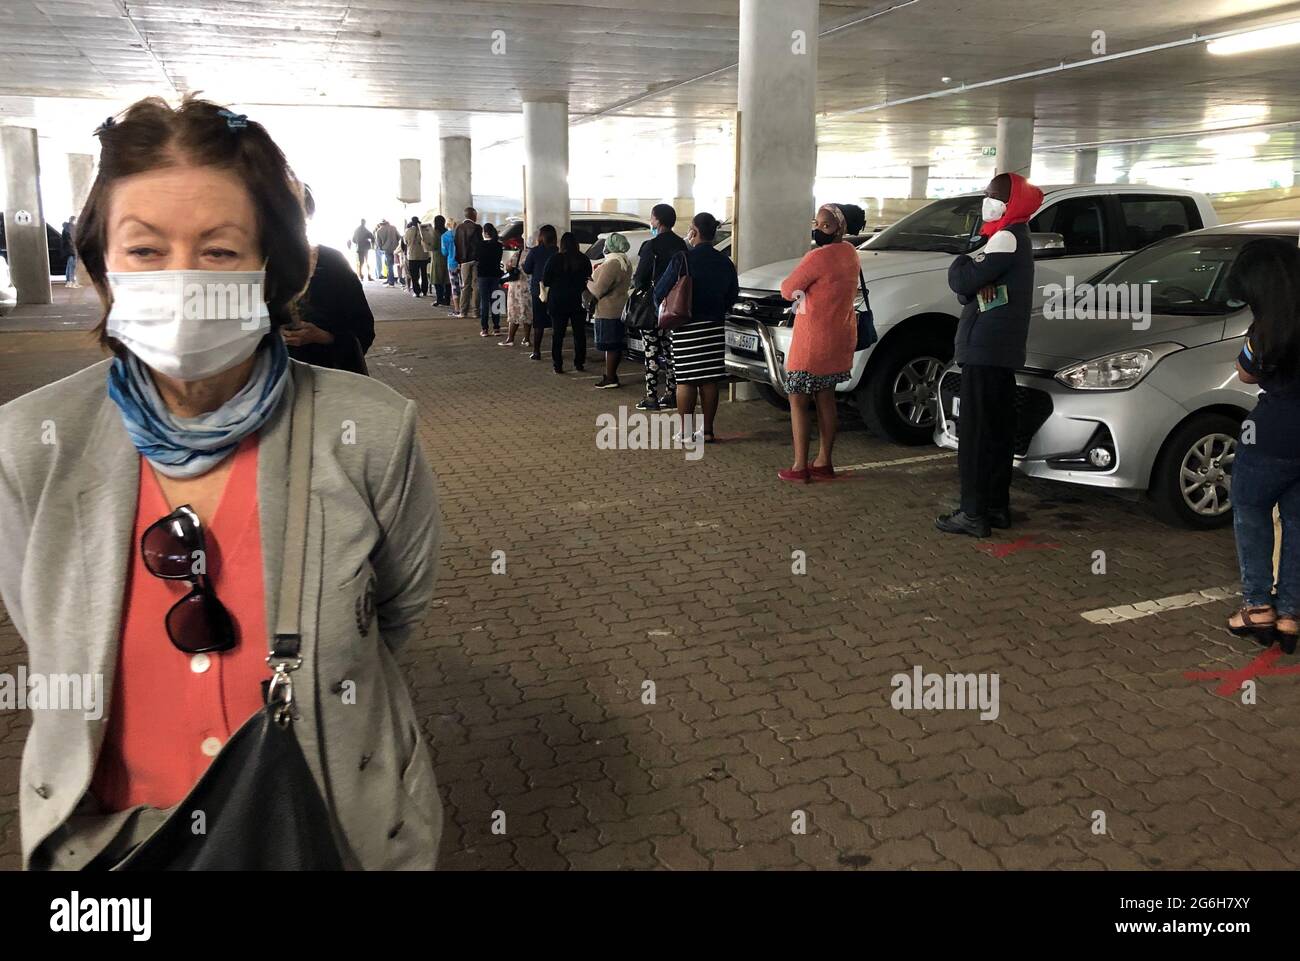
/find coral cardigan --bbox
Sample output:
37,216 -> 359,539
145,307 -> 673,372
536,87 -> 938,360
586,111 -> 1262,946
89,435 -> 270,813
780,242 -> 861,376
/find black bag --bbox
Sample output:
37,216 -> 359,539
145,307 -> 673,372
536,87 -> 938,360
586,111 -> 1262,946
855,269 -> 878,352
622,286 -> 658,332
112,363 -> 346,871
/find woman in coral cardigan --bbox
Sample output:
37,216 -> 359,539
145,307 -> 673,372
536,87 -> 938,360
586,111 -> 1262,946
777,204 -> 861,483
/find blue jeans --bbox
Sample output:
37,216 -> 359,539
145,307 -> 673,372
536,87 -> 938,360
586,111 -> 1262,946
374,249 -> 384,278
64,255 -> 76,283
478,277 -> 502,331
1233,445 -> 1300,612
383,250 -> 396,284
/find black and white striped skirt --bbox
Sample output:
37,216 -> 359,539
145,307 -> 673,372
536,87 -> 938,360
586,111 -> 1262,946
669,318 -> 726,383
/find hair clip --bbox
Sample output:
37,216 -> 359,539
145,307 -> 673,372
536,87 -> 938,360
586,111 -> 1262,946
217,109 -> 249,131
93,116 -> 117,136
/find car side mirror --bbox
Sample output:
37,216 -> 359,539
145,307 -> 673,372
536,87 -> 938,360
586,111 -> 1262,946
1031,232 -> 1067,258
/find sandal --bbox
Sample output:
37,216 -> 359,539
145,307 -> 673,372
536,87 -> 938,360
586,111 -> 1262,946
1228,605 -> 1277,647
1277,614 -> 1298,656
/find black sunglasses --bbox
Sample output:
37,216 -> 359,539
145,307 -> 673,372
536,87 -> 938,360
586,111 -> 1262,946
140,504 -> 236,655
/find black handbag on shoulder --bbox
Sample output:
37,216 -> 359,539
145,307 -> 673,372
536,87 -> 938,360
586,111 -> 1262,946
110,364 -> 346,871
855,268 -> 878,352
623,286 -> 658,332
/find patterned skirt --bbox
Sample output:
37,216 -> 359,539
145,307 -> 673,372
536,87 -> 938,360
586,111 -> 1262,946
669,318 -> 726,383
785,369 -> 851,394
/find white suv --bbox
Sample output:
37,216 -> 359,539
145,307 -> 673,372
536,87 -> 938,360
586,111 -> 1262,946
725,185 -> 1218,445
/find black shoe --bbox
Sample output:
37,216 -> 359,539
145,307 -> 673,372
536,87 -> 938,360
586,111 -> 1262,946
575,365 -> 585,373
657,393 -> 674,407
529,352 -> 541,360
935,510 -> 991,538
635,397 -> 660,411
554,367 -> 564,374
595,377 -> 621,389
988,507 -> 1011,530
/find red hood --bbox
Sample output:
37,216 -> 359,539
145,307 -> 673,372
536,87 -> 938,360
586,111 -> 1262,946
979,172 -> 1043,237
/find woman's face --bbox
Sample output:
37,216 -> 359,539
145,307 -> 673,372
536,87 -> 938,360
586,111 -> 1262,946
105,163 -> 262,273
814,210 -> 838,236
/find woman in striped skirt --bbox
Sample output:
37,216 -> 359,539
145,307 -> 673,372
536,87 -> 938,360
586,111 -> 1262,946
653,212 -> 739,442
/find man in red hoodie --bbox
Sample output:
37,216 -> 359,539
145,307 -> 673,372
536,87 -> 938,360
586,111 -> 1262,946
936,171 -> 1044,538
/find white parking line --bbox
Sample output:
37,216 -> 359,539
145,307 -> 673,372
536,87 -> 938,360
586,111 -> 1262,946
1080,585 -> 1238,625
838,452 -> 956,471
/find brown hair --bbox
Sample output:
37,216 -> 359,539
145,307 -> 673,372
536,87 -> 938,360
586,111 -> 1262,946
77,96 -> 310,349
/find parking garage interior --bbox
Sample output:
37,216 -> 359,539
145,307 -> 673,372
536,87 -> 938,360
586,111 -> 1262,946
1,0 -> 1300,905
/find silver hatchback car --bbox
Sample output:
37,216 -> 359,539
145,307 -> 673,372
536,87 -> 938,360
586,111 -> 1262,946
934,220 -> 1298,529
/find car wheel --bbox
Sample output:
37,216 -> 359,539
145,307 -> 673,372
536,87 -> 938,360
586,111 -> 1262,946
1149,412 -> 1240,529
756,384 -> 790,411
856,335 -> 952,445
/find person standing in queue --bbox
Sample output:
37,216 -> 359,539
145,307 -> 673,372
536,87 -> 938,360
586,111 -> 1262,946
454,207 -> 481,318
776,204 -> 860,482
632,203 -> 688,411
476,222 -> 505,337
501,234 -> 532,348
285,184 -> 374,375
348,218 -> 374,280
541,231 -> 593,374
936,171 -> 1042,538
375,218 -> 400,286
588,232 -> 633,388
523,225 -> 558,361
430,215 -> 452,306
404,216 -> 430,298
653,213 -> 738,441
1224,238 -> 1300,654
443,216 -> 461,315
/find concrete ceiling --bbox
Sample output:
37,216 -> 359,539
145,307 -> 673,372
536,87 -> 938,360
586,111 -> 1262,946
1,0 -> 1300,174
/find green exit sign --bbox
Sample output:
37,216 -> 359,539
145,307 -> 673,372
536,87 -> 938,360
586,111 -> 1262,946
981,147 -> 997,157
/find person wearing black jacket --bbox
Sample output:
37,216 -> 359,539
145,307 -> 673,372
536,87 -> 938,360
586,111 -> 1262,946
476,221 -> 505,337
632,203 -> 688,410
936,171 -> 1043,538
523,225 -> 559,360
541,231 -> 593,373
285,244 -> 375,374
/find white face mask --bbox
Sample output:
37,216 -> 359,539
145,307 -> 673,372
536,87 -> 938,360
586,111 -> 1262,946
106,269 -> 271,381
982,197 -> 1008,223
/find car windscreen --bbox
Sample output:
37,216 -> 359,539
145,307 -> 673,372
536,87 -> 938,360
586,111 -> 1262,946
1087,233 -> 1288,316
864,196 -> 982,254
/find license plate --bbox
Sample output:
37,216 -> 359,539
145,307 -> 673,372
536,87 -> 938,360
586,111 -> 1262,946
726,330 -> 759,352
627,335 -> 644,354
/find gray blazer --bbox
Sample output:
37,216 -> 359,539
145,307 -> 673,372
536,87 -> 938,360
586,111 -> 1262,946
0,358 -> 442,869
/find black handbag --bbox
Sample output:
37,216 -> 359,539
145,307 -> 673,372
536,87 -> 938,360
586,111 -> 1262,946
112,363 -> 346,871
622,286 -> 658,332
855,269 -> 878,352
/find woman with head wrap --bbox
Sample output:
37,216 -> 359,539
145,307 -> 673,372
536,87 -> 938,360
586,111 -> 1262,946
776,203 -> 861,483
586,232 -> 634,388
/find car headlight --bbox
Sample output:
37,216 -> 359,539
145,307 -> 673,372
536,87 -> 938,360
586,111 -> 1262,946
1055,344 -> 1181,391
735,301 -> 755,314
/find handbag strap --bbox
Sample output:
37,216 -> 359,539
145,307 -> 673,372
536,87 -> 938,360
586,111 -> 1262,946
858,268 -> 869,303
267,362 -> 315,722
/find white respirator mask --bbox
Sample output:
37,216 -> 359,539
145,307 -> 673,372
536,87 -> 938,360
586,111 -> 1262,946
106,269 -> 272,381
981,197 -> 1008,223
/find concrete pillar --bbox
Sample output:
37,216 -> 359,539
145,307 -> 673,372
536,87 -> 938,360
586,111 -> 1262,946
674,162 -> 697,220
1,126 -> 52,305
909,164 -> 929,200
439,135 -> 472,218
995,116 -> 1034,177
1072,149 -> 1098,184
736,0 -> 818,272
67,153 -> 95,215
1115,145 -> 1141,185
523,100 -> 570,240
600,197 -> 619,213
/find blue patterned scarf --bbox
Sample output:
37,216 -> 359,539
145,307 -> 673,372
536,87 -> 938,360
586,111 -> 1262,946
107,336 -> 289,478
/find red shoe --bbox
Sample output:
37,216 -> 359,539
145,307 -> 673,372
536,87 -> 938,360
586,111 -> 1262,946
809,464 -> 836,481
778,467 -> 811,484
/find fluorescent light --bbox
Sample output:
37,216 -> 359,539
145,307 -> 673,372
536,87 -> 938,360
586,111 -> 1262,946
1208,21 -> 1300,55
1196,132 -> 1270,151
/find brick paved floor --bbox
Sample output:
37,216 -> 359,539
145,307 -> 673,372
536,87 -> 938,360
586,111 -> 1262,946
2,283 -> 1298,870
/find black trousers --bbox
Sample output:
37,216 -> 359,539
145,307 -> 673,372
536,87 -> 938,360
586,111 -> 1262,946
409,259 -> 429,296
958,364 -> 1017,517
550,303 -> 587,371
433,282 -> 451,305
